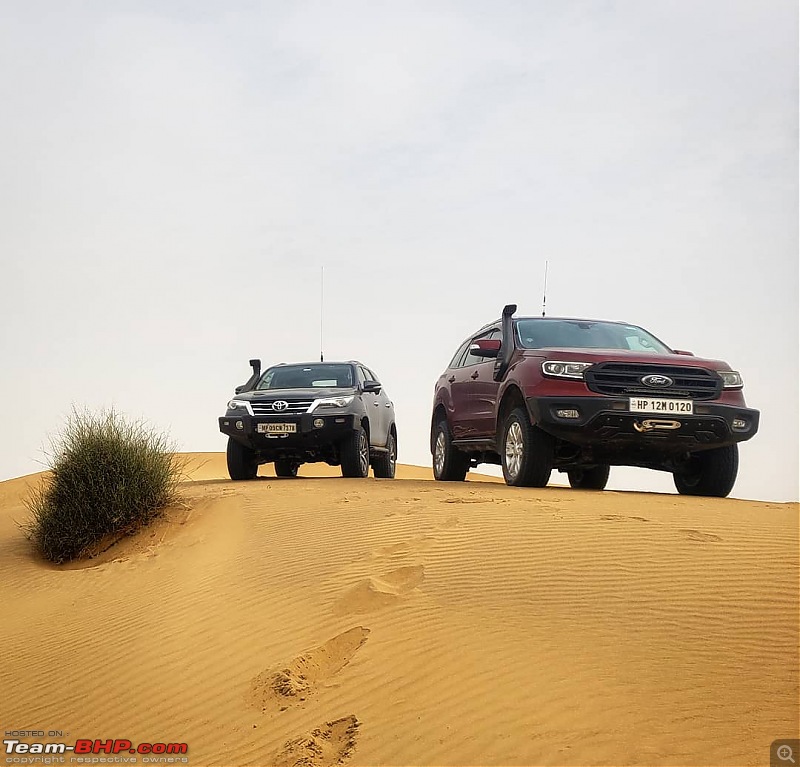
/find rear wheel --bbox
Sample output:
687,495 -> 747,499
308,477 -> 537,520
674,445 -> 738,497
227,438 -> 258,480
341,425 -> 370,478
432,419 -> 470,481
501,408 -> 553,487
274,459 -> 300,478
372,430 -> 397,479
568,464 -> 610,490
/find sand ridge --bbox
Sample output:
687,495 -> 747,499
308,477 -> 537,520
0,453 -> 797,766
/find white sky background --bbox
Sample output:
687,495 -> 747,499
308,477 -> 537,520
1,0 -> 797,501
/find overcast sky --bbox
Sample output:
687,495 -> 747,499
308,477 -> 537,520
1,0 -> 797,501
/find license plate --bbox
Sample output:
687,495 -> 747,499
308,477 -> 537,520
257,423 -> 297,434
629,397 -> 693,414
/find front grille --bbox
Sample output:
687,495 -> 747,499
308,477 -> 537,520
249,398 -> 314,416
584,363 -> 721,400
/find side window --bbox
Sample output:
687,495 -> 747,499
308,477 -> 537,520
355,366 -> 367,386
449,341 -> 470,369
463,328 -> 501,367
462,342 -> 483,367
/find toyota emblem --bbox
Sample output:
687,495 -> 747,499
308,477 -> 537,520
641,374 -> 674,388
272,400 -> 289,411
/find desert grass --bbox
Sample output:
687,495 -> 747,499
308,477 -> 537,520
24,409 -> 185,563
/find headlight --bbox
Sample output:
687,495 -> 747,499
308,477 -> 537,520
310,396 -> 354,412
720,371 -> 743,389
542,361 -> 593,379
227,399 -> 253,415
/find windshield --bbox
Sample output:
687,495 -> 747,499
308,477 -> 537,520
256,364 -> 354,390
515,319 -> 672,354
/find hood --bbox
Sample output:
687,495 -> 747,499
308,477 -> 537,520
518,347 -> 732,370
234,387 -> 358,402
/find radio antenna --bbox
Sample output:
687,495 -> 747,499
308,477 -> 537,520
320,266 -> 324,362
541,260 -> 549,317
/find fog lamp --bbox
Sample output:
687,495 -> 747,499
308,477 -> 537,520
556,409 -> 580,419
732,418 -> 747,430
313,418 -> 324,428
235,420 -> 244,430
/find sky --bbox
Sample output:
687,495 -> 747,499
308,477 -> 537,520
1,0 -> 797,501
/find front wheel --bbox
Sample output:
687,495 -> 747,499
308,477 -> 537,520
432,419 -> 470,481
568,465 -> 610,490
275,459 -> 300,478
674,445 -> 738,497
372,430 -> 397,479
341,425 -> 370,478
501,408 -> 553,487
227,438 -> 258,480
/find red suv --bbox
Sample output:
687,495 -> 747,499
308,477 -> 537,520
431,305 -> 759,497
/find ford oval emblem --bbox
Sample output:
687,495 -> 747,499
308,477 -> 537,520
641,374 -> 674,388
272,400 -> 289,411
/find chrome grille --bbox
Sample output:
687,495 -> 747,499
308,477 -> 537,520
249,399 -> 313,416
585,363 -> 721,400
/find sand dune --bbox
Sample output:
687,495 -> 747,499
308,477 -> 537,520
1,453 -> 797,767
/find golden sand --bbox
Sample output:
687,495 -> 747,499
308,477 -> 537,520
1,454 -> 797,766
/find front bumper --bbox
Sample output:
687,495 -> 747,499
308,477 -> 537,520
526,396 -> 759,452
219,412 -> 358,451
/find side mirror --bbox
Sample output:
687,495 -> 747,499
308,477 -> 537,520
234,385 -> 246,394
470,339 -> 501,358
673,349 -> 695,356
363,380 -> 382,394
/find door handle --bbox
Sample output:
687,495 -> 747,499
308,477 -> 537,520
448,376 -> 456,383
471,371 -> 479,379
373,401 -> 379,407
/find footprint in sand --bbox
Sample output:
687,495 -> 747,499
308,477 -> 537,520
600,514 -> 649,522
679,528 -> 723,542
441,495 -> 509,505
248,627 -> 369,712
273,715 -> 359,767
334,565 -> 425,615
370,536 -> 435,559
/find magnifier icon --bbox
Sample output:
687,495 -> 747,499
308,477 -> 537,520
778,745 -> 795,763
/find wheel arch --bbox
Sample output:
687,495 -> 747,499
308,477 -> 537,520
431,403 -> 448,452
496,384 -> 528,440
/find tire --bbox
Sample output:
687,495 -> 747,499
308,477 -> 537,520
568,464 -> 610,490
372,429 -> 397,479
432,418 -> 470,481
341,425 -> 370,478
227,437 -> 258,480
673,445 -> 738,498
501,407 -> 553,487
275,458 -> 299,478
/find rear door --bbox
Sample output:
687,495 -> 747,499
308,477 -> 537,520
360,365 -> 389,446
460,328 -> 502,438
446,342 -> 474,439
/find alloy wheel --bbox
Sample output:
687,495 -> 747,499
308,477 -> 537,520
434,431 -> 446,476
359,432 -> 370,476
505,421 -> 524,479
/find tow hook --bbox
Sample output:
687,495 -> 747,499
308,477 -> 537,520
633,419 -> 682,433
